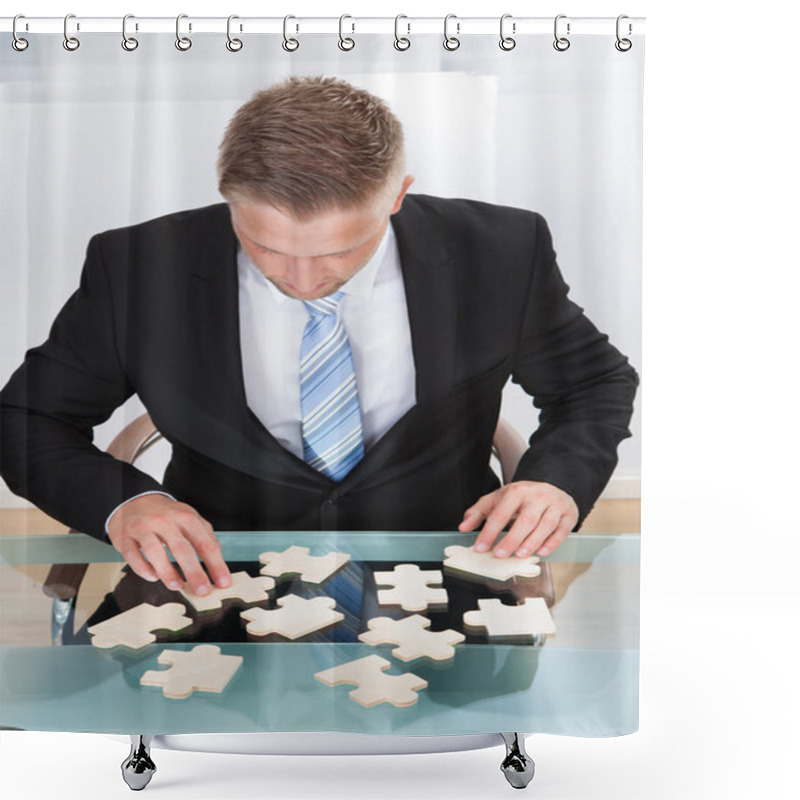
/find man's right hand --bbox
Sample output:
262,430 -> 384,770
106,494 -> 232,596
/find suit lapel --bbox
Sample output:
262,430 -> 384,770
187,204 -> 245,417
186,204 -> 330,488
391,196 -> 457,408
336,198 -> 458,488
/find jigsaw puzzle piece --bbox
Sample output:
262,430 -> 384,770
359,614 -> 465,662
374,564 -> 448,612
140,645 -> 243,699
179,571 -> 275,612
240,594 -> 344,639
463,597 -> 556,640
443,545 -> 541,582
314,654 -> 428,707
88,602 -> 193,650
259,545 -> 351,584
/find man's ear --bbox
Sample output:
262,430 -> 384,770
389,175 -> 415,215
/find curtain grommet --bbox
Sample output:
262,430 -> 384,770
615,15 -> 633,51
121,14 -> 138,51
175,14 -> 192,51
12,15 -> 29,51
226,15 -> 243,52
499,14 -> 516,51
282,15 -> 299,52
338,15 -> 355,51
63,13 -> 80,51
394,15 -> 411,51
443,14 -> 460,51
553,15 -> 571,52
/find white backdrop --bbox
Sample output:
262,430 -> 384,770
2,2 -> 799,800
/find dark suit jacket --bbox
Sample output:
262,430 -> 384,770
0,195 -> 638,540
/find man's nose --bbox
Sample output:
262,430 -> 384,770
287,258 -> 318,290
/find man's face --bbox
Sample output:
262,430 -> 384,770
230,176 -> 413,301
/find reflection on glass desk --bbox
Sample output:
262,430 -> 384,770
0,531 -> 639,738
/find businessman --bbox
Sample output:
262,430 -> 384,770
0,77 -> 638,598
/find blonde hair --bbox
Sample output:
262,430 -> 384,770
217,76 -> 405,218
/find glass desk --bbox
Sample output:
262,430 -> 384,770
0,531 -> 639,739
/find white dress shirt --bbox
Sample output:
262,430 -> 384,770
237,222 -> 417,459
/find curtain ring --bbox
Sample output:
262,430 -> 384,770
615,15 -> 632,52
499,14 -> 516,51
282,15 -> 299,51
175,14 -> 192,51
443,14 -> 460,51
338,14 -> 355,51
12,15 -> 29,51
394,15 -> 410,51
122,14 -> 139,51
226,15 -> 243,51
63,13 -> 80,51
553,14 -> 570,51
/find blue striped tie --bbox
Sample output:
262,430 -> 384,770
300,291 -> 364,481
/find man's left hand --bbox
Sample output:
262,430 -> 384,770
458,481 -> 579,558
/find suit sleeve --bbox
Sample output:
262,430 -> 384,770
0,234 -> 167,541
510,214 -> 639,526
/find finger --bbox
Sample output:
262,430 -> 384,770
493,508 -> 546,558
138,536 -> 188,591
185,522 -> 232,589
473,488 -> 527,555
511,506 -> 563,557
534,516 -> 574,557
165,533 -> 215,597
458,492 -> 500,533
458,508 -> 483,532
151,506 -> 221,596
118,539 -> 159,583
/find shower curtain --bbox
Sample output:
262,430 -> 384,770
0,17 -> 643,743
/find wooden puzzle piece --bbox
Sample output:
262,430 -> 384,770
88,602 -> 193,650
463,597 -> 556,640
359,614 -> 466,662
140,645 -> 243,699
443,545 -> 541,582
314,654 -> 428,707
259,545 -> 351,584
373,564 -> 448,612
240,594 -> 344,639
179,571 -> 275,612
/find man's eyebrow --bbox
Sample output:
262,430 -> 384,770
243,231 -> 363,258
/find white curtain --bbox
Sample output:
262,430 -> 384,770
0,30 -> 642,505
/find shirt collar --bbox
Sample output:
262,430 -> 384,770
241,224 -> 394,306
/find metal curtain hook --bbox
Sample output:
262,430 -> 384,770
226,15 -> 243,51
283,15 -> 299,51
175,14 -> 192,51
443,14 -> 460,51
122,14 -> 138,51
394,14 -> 410,51
553,14 -> 570,51
63,13 -> 80,51
12,14 -> 29,51
499,13 -> 516,51
338,14 -> 355,51
615,15 -> 632,51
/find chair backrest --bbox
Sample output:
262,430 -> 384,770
105,413 -> 162,464
492,417 -> 526,484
